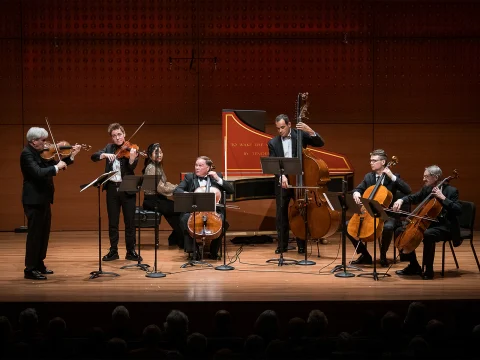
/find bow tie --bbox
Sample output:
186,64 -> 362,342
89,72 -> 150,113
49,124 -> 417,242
199,176 -> 209,181
282,135 -> 291,140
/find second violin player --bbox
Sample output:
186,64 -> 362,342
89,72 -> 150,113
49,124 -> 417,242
91,123 -> 141,262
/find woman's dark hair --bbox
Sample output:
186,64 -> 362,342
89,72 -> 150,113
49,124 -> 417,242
142,143 -> 161,174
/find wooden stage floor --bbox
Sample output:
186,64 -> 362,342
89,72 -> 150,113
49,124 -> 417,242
1,231 -> 480,303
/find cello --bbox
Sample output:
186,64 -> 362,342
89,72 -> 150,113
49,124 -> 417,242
187,164 -> 223,248
288,93 -> 341,241
347,156 -> 398,242
395,170 -> 459,254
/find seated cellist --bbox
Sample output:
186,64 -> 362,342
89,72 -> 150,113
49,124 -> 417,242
392,165 -> 462,280
173,156 -> 234,260
348,149 -> 411,267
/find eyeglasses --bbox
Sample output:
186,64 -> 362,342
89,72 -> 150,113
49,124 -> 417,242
370,159 -> 381,163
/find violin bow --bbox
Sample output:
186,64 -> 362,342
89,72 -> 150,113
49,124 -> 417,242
45,117 -> 63,162
126,121 -> 145,143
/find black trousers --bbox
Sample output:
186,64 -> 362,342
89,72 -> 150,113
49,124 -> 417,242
143,195 -> 184,247
395,225 -> 450,270
106,182 -> 136,252
347,217 -> 399,258
179,212 -> 225,256
276,189 -> 305,250
23,203 -> 51,271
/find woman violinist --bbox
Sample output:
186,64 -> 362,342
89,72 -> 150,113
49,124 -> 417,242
348,149 -> 411,267
173,156 -> 234,260
392,165 -> 462,280
90,123 -> 141,262
142,143 -> 184,248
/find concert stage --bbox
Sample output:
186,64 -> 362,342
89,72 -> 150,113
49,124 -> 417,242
1,231 -> 480,335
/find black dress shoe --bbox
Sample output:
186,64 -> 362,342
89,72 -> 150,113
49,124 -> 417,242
275,248 -> 288,254
38,268 -> 54,275
102,250 -> 119,261
351,254 -> 373,265
380,257 -> 389,268
24,270 -> 47,280
298,247 -> 305,255
209,253 -> 220,260
422,271 -> 434,280
125,250 -> 142,261
395,264 -> 422,276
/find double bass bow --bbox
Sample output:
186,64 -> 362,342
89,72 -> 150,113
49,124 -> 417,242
395,170 -> 459,254
347,156 -> 398,242
287,93 -> 340,241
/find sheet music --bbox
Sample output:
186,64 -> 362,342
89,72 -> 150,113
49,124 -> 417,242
80,170 -> 118,192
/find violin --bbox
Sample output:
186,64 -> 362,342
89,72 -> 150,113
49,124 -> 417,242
40,141 -> 91,160
115,141 -> 147,159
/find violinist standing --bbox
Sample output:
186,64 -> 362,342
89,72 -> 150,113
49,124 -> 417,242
267,114 -> 325,255
393,165 -> 461,280
173,156 -> 234,260
348,149 -> 411,267
91,123 -> 141,262
21,127 -> 81,280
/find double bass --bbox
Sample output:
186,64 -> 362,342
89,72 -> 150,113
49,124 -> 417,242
347,156 -> 398,242
395,170 -> 459,254
288,93 -> 341,241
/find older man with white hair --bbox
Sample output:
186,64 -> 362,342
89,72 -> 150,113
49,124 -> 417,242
20,127 -> 81,280
392,165 -> 461,280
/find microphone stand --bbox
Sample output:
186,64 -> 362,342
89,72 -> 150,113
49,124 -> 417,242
146,145 -> 166,278
216,191 -> 234,271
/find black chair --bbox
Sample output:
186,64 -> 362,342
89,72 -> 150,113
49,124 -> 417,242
135,206 -> 161,228
135,206 -> 162,247
441,200 -> 480,276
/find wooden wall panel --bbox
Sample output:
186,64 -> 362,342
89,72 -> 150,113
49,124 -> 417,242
374,39 -> 480,123
374,124 -> 480,227
0,40 -> 22,125
0,0 -> 21,38
3,125 -> 26,231
374,1 -> 480,38
2,0 -> 480,231
198,39 -> 373,125
22,39 -> 198,125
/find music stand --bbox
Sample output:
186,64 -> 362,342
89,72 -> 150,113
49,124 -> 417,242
215,191 -> 234,271
260,157 -> 301,266
325,188 -> 363,278
357,198 -> 391,281
118,175 -> 150,271
141,175 -> 167,278
80,170 -> 120,279
174,192 -> 216,268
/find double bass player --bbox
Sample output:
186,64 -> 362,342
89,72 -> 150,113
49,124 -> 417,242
268,114 -> 325,254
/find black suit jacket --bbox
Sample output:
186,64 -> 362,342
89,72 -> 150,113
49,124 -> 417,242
268,128 -> 325,195
268,128 -> 325,158
91,143 -> 139,191
173,172 -> 234,208
401,183 -> 462,241
21,144 -> 74,205
353,172 -> 412,201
